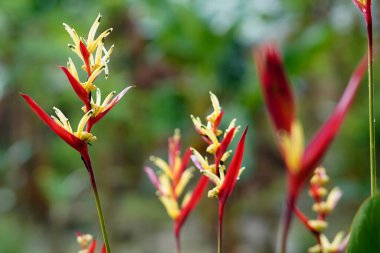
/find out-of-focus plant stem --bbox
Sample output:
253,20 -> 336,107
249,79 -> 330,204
367,16 -> 377,196
175,232 -> 181,253
91,179 -> 112,253
218,201 -> 225,253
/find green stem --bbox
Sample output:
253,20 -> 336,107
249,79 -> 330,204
81,152 -> 112,253
91,180 -> 112,253
367,20 -> 377,196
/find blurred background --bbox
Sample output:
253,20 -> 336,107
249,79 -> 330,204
0,0 -> 378,252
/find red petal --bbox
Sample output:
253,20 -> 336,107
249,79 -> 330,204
213,110 -> 224,133
91,86 -> 133,125
88,240 -> 97,253
256,45 -> 295,133
174,176 -> 208,237
60,66 -> 90,108
20,94 -> 85,153
173,148 -> 191,186
215,127 -> 235,171
218,127 -> 248,203
80,41 -> 92,77
100,244 -> 106,253
300,57 -> 367,181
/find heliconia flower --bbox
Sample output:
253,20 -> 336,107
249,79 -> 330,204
21,14 -> 121,253
76,233 -> 106,253
190,92 -> 247,253
191,93 -> 245,200
20,94 -> 95,154
145,129 -> 208,253
255,45 -> 366,253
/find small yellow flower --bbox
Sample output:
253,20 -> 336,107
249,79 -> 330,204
279,120 -> 304,174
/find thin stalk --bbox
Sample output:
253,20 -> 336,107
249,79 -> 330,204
218,201 -> 225,253
82,152 -> 112,253
91,178 -> 112,253
175,232 -> 181,253
367,17 -> 377,196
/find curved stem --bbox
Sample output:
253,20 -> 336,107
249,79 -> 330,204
367,17 -> 377,196
81,151 -> 112,253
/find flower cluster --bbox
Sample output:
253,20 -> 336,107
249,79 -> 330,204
256,45 -> 366,253
21,14 -> 131,253
145,130 -> 208,251
146,130 -> 198,220
21,13 -> 132,156
191,92 -> 247,200
305,167 -> 349,253
190,92 -> 247,253
76,233 -> 105,253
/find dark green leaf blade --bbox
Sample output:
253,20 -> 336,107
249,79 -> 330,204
347,195 -> 380,253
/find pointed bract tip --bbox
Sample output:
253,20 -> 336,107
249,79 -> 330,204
255,44 -> 295,134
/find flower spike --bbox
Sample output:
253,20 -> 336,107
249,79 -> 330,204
21,15 -> 125,253
145,130 -> 208,253
256,44 -> 366,253
190,92 -> 246,253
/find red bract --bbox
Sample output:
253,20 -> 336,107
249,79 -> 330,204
218,127 -> 248,205
20,94 -> 87,154
174,176 -> 208,238
80,41 -> 92,77
256,46 -> 295,133
60,66 -> 90,107
256,45 -> 366,253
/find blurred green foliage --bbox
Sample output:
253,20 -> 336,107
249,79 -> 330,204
0,0 -> 378,252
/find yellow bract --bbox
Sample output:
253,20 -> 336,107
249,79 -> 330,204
279,121 -> 304,174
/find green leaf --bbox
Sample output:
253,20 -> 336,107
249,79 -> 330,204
346,194 -> 380,253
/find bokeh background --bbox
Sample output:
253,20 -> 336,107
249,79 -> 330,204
0,0 -> 379,252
